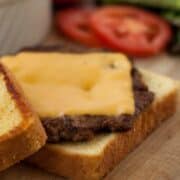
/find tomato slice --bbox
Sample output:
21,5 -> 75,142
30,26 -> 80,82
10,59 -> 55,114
89,6 -> 172,57
56,9 -> 101,47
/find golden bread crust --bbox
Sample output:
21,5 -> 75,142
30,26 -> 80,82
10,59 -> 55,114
0,63 -> 47,171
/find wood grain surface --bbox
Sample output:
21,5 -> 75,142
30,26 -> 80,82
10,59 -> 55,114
0,31 -> 179,180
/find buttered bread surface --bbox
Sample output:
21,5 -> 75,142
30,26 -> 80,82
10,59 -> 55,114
2,53 -> 134,117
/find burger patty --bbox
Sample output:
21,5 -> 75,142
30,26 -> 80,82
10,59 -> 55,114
42,68 -> 154,142
23,45 -> 154,142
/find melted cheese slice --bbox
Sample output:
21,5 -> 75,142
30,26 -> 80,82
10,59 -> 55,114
2,52 -> 135,117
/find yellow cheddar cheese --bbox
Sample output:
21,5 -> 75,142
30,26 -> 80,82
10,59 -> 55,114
2,52 -> 135,117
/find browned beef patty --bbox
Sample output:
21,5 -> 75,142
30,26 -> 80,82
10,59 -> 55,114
23,45 -> 154,142
42,68 -> 154,142
22,43 -> 103,54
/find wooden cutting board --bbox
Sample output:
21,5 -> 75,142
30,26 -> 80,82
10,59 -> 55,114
0,32 -> 179,180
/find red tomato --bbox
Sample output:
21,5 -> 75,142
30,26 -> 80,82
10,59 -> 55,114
89,6 -> 172,57
56,9 -> 101,47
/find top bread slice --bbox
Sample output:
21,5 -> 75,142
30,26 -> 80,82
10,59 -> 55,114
28,70 -> 178,180
0,63 -> 46,171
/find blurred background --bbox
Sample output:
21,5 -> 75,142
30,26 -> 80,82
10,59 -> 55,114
0,0 -> 179,78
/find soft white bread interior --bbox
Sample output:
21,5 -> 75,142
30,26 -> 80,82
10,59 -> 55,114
0,64 -> 46,171
27,70 -> 178,180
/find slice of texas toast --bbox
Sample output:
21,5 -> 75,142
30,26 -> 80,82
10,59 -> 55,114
27,70 -> 178,180
0,64 -> 46,171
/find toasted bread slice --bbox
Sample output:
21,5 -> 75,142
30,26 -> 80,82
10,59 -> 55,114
0,63 -> 47,171
27,70 -> 178,180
